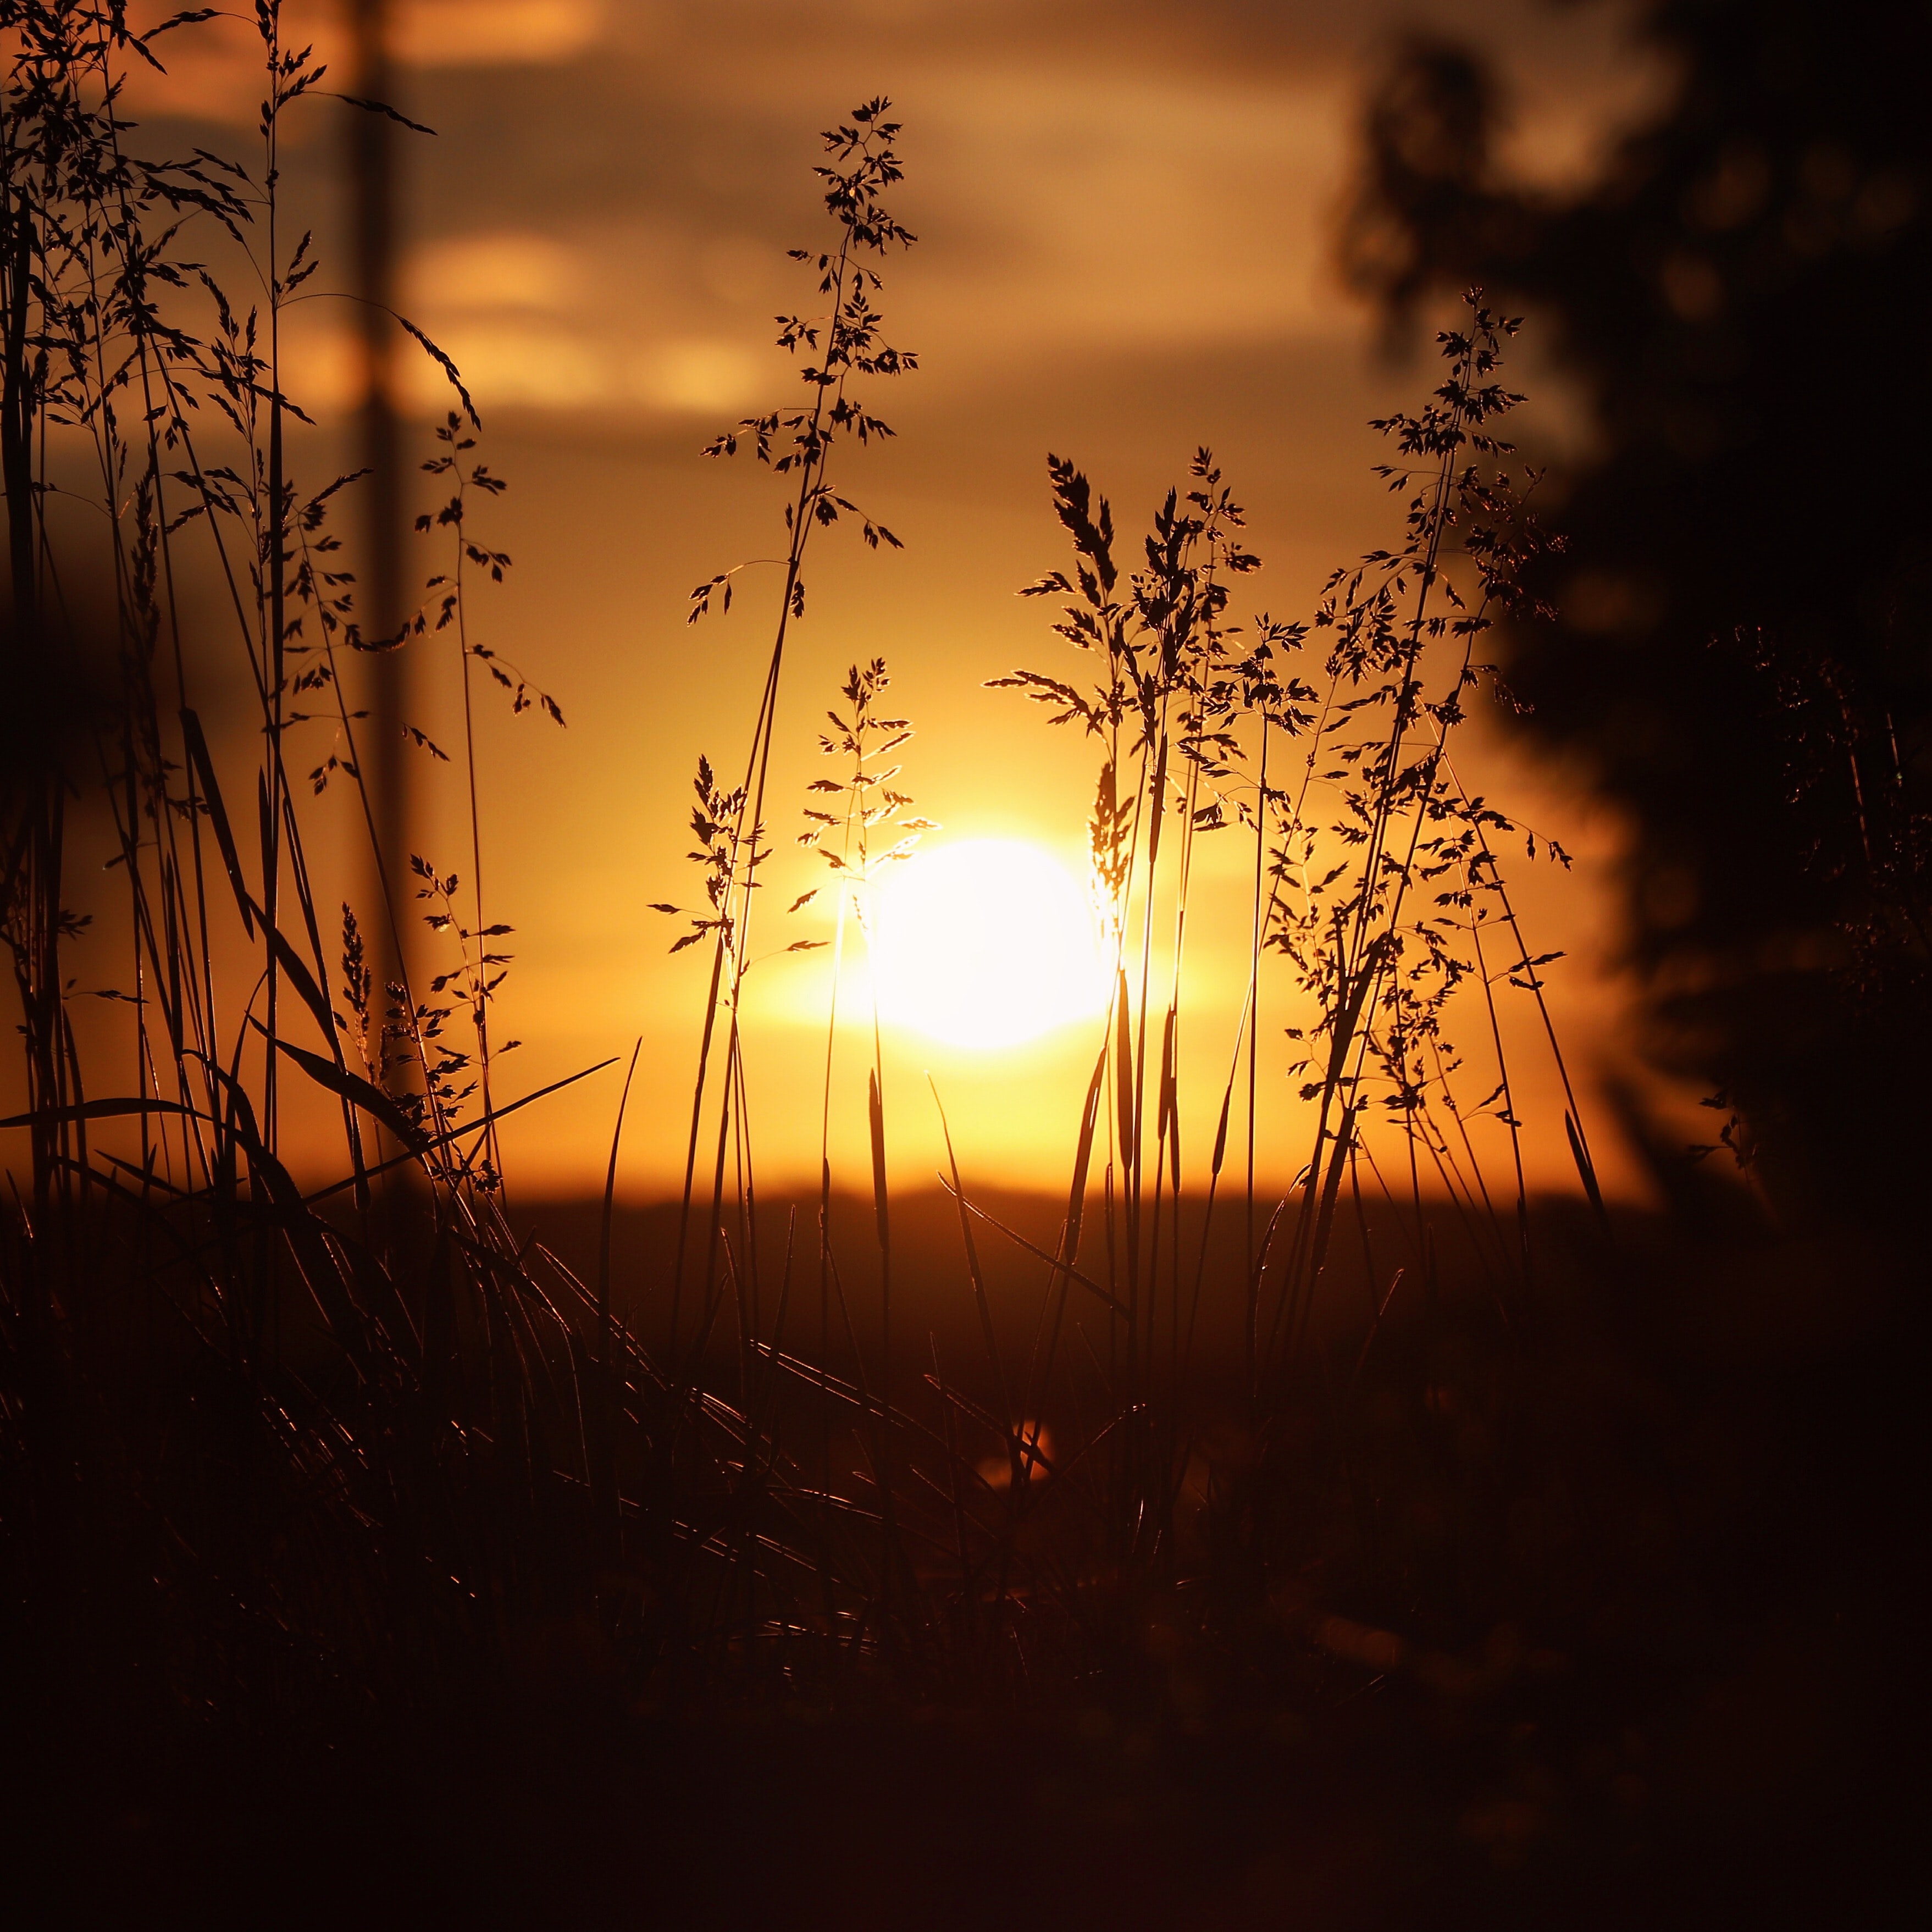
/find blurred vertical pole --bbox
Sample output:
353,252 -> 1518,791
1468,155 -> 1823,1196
346,0 -> 408,990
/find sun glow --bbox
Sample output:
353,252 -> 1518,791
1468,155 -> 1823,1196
871,840 -> 1108,1050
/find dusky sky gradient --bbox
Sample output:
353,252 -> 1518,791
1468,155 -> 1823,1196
100,0 -> 1676,1199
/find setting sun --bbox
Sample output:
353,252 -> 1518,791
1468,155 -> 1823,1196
871,840 -> 1108,1050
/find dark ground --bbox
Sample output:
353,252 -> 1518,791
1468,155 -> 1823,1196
6,1183 -> 1924,1928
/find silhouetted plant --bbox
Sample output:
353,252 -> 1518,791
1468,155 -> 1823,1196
3,9 -> 1612,1769
665,96 -> 916,1414
977,298 -> 1596,1659
0,3 -> 724,1754
1345,1 -> 1932,1220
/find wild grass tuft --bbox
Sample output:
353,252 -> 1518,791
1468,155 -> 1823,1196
3,15 -> 1603,1758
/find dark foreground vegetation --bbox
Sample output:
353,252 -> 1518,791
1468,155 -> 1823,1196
5,1188 -> 1919,1925
2,5 -> 1924,1923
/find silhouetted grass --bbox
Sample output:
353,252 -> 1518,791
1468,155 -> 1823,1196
2,12 -> 1916,1919
659,189 -> 1609,1695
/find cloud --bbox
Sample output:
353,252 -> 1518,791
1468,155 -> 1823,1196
403,319 -> 608,411
408,232 -> 589,312
897,67 -> 1353,362
392,0 -> 612,69
630,339 -> 765,414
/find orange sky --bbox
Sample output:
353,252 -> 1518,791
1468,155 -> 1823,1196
69,1 -> 1681,1202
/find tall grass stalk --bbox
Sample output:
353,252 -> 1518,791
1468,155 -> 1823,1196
981,298 -> 1600,1632
0,4 -> 787,1741
669,101 -> 914,1385
5,13 -> 1608,1742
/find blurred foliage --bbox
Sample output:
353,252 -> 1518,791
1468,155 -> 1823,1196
1347,0 -> 1932,1224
